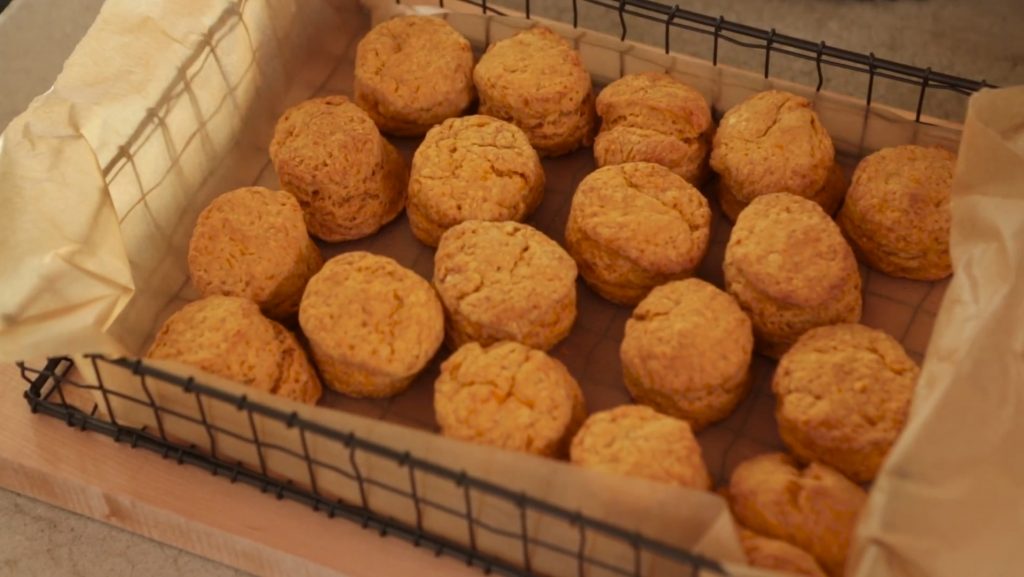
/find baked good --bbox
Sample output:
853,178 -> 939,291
407,115 -> 545,246
269,95 -> 407,242
738,526 -> 828,577
728,453 -> 867,577
147,296 -> 322,404
620,278 -> 753,430
565,162 -> 711,305
710,90 -> 845,221
838,145 -> 956,280
594,72 -> 713,185
298,252 -> 443,398
435,341 -> 585,457
354,16 -> 475,136
187,186 -> 322,319
724,193 -> 862,358
473,26 -> 595,156
570,405 -> 710,489
773,323 -> 920,482
434,220 -> 577,350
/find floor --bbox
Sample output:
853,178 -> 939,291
1,0 -> 1021,576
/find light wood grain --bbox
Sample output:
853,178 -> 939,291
0,363 -> 482,577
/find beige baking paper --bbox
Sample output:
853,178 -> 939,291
0,0 -> 1020,575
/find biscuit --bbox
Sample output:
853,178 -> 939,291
569,404 -> 711,490
435,341 -> 586,457
620,278 -> 753,430
408,115 -> 545,246
710,90 -> 843,221
728,453 -> 867,577
724,193 -> 862,358
355,16 -> 475,136
473,26 -> 595,156
299,252 -> 444,398
565,162 -> 711,305
738,527 -> 828,577
147,296 -> 322,404
594,72 -> 713,185
773,323 -> 919,482
434,220 -> 577,351
270,95 -> 408,242
838,145 -> 955,280
187,187 -> 323,319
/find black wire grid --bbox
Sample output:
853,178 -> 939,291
19,1 -> 990,576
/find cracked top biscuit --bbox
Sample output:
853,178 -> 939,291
473,26 -> 595,156
838,145 -> 955,280
299,252 -> 444,382
569,162 -> 710,278
435,341 -> 585,457
408,115 -> 545,246
355,16 -> 475,136
147,295 -> 322,404
270,95 -> 407,242
726,193 -> 859,309
434,220 -> 577,350
710,91 -> 835,205
728,453 -> 867,577
773,323 -> 919,482
596,72 -> 713,139
570,404 -> 711,490
188,186 -> 323,319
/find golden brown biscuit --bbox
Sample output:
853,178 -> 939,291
594,72 -> 713,185
408,115 -> 545,246
728,453 -> 866,577
354,16 -> 475,136
710,90 -> 843,221
147,296 -> 322,404
838,145 -> 955,280
620,278 -> 753,430
570,404 -> 710,490
738,527 -> 828,577
473,26 -> 595,156
299,252 -> 443,398
435,341 -> 586,457
565,162 -> 711,305
724,193 -> 862,358
773,323 -> 919,482
270,95 -> 408,242
434,220 -> 577,351
187,187 -> 322,319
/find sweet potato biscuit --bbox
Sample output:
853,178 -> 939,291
738,526 -> 828,577
270,95 -> 407,242
724,193 -> 862,358
620,278 -> 753,430
147,296 -> 322,404
188,186 -> 322,319
728,453 -> 867,577
355,16 -> 475,136
473,26 -> 595,156
435,341 -> 586,457
565,162 -> 711,305
773,323 -> 920,482
838,145 -> 956,280
594,72 -> 713,185
408,115 -> 545,246
299,252 -> 443,398
434,220 -> 577,351
710,90 -> 843,221
569,404 -> 711,490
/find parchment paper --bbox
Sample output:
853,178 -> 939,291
0,0 -> 1020,575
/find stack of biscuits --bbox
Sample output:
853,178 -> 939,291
148,15 -> 956,577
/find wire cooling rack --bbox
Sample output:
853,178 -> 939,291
19,1 -> 989,576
